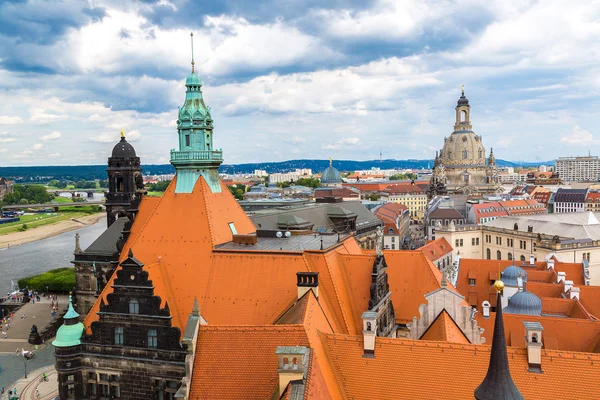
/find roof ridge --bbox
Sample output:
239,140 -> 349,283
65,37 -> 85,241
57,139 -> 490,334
316,330 -> 349,400
324,251 -> 353,334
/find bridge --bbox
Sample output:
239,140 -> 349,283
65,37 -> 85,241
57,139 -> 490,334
51,189 -> 101,198
2,201 -> 105,212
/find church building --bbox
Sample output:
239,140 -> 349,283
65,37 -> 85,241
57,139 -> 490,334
430,87 -> 502,196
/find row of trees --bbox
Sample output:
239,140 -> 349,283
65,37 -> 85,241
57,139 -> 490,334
275,177 -> 321,189
389,173 -> 418,181
2,184 -> 54,205
147,180 -> 171,192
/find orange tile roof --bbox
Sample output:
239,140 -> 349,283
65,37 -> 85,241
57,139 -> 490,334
190,290 -> 342,400
476,312 -> 600,352
341,183 -> 390,192
579,286 -> 600,320
420,310 -> 470,344
319,332 -> 600,400
419,237 -> 453,263
84,176 -> 374,338
384,250 -> 466,324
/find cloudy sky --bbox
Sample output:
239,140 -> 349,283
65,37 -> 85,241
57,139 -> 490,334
0,0 -> 599,166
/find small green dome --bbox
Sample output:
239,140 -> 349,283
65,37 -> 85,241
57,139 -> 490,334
52,296 -> 84,348
186,72 -> 202,87
53,322 -> 85,347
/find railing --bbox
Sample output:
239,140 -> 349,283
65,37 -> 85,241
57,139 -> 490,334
170,149 -> 223,161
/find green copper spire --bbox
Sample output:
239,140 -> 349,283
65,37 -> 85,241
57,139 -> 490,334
170,32 -> 223,194
53,295 -> 85,348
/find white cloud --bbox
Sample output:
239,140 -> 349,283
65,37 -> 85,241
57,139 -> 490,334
321,137 -> 362,150
33,143 -> 43,150
0,116 -> 23,124
49,153 -> 61,157
126,130 -> 141,141
495,137 -> 513,149
90,132 -> 120,143
0,148 -> 7,152
0,138 -> 15,143
560,125 -> 597,145
40,131 -> 62,141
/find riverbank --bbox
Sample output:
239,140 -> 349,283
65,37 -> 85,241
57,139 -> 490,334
0,213 -> 105,249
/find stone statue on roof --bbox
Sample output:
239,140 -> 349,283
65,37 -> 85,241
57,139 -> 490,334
375,226 -> 383,256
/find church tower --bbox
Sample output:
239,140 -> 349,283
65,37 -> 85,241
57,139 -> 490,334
454,84 -> 472,132
170,33 -> 223,194
105,130 -> 145,228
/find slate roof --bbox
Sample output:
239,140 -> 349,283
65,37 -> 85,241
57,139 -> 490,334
554,188 -> 588,203
248,201 -> 381,233
83,217 -> 128,255
483,212 -> 600,240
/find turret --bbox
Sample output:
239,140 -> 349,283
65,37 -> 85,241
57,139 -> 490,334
170,33 -> 223,194
105,130 -> 145,228
53,296 -> 85,400
454,85 -> 473,132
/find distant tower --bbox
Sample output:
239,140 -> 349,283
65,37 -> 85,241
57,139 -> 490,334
105,130 -> 145,228
170,32 -> 222,194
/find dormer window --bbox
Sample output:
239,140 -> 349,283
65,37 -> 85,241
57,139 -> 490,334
469,278 -> 476,286
129,299 -> 139,314
292,357 -> 299,370
283,357 -> 289,369
367,322 -> 372,331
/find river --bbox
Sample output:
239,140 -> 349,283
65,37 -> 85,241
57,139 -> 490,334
0,216 -> 107,296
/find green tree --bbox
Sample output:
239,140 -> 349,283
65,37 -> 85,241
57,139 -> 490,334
55,180 -> 68,189
98,180 -> 109,188
227,184 -> 246,200
72,197 -> 87,203
295,177 -> 321,189
48,179 -> 59,187
276,181 -> 291,188
147,180 -> 171,192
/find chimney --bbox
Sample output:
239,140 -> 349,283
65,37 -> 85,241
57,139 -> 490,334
482,301 -> 490,318
523,321 -> 544,373
529,254 -> 535,266
362,311 -> 377,358
556,271 -> 566,284
569,286 -> 580,300
563,279 -> 573,293
547,258 -> 555,270
276,346 -> 309,397
296,272 -> 318,299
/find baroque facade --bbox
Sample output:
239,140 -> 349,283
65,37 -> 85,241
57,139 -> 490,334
430,87 -> 502,196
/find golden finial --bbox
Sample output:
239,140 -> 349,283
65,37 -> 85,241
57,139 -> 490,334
494,262 -> 504,293
120,129 -> 125,138
461,84 -> 465,94
329,157 -> 332,166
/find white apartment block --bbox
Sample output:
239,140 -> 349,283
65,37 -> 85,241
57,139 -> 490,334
269,172 -> 300,183
556,156 -> 600,182
254,170 -> 268,177
295,169 -> 312,176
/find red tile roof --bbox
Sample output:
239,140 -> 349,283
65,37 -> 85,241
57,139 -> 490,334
420,310 -> 470,343
419,238 -> 453,263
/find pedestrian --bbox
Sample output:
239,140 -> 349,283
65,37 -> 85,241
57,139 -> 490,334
35,388 -> 40,398
2,331 -> 7,339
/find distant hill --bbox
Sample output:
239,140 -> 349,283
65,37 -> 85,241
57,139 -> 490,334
0,159 -> 553,182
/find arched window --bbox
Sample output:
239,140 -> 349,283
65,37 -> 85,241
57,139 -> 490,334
292,357 -> 299,370
478,149 -> 482,158
283,357 -> 289,369
461,110 -> 466,122
508,252 -> 513,261
463,150 -> 468,159
532,333 -> 538,343
129,299 -> 139,314
486,248 -> 491,260
497,250 -> 502,260
520,255 -> 526,262
367,322 -> 372,331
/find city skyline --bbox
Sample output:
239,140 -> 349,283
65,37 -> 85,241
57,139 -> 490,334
1,0 -> 600,166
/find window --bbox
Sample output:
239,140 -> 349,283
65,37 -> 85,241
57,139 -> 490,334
155,379 -> 179,400
521,255 -> 526,262
476,237 -> 480,245
148,329 -> 157,348
469,278 -> 476,286
185,134 -> 190,147
391,244 -> 395,249
486,248 -> 491,260
129,299 -> 139,314
114,327 -> 124,345
455,239 -> 459,248
391,237 -> 395,242
508,252 -> 513,261
472,238 -> 476,246
228,222 -> 237,235
463,150 -> 468,159
497,250 -> 502,260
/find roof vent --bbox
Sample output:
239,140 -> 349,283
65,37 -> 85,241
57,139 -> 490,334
297,272 -> 318,299
232,234 -> 257,245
